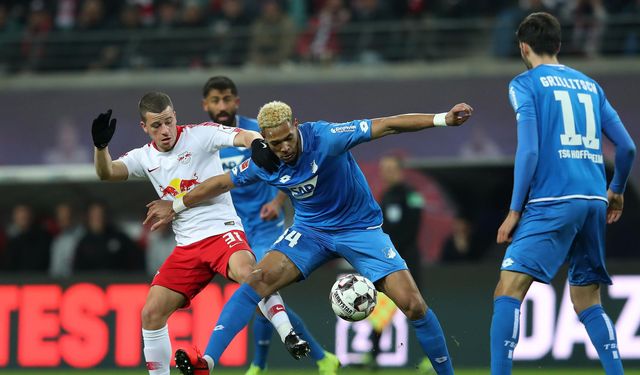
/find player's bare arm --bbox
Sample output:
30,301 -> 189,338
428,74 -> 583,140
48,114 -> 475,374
92,109 -> 129,181
233,129 -> 262,148
370,103 -> 473,140
144,172 -> 236,231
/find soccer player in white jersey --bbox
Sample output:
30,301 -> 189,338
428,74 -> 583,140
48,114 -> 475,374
491,13 -> 636,374
146,100 -> 473,375
91,92 -> 309,375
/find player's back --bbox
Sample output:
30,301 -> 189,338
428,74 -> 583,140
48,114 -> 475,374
511,64 -> 608,204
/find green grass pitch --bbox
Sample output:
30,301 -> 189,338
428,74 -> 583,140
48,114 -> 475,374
3,369 -> 640,375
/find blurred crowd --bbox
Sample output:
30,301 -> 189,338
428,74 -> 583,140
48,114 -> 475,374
0,0 -> 639,73
0,201 -> 172,277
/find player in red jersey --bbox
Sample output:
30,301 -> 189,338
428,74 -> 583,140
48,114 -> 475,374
92,92 -> 309,375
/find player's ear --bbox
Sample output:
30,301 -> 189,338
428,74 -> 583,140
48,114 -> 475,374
140,121 -> 148,134
201,98 -> 207,112
293,118 -> 299,127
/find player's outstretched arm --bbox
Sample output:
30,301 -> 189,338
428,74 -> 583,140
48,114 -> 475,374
92,109 -> 128,181
370,103 -> 473,140
233,129 -> 262,148
144,172 -> 236,231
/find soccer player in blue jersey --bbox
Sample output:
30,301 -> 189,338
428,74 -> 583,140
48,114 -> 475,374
201,76 -> 339,375
490,12 -> 636,375
146,99 -> 473,374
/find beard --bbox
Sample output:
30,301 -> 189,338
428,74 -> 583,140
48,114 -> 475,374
209,110 -> 236,127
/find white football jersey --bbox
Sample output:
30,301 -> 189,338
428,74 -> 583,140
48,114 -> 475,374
118,123 -> 244,246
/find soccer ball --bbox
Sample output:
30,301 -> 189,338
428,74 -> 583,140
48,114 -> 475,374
330,274 -> 377,322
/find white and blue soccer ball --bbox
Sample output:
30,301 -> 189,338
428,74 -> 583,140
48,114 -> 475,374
330,274 -> 377,322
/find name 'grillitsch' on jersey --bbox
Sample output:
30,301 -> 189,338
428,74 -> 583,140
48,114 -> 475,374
119,123 -> 243,246
230,119 -> 383,231
508,64 -> 622,204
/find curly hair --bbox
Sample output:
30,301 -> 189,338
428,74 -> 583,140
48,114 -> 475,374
257,101 -> 292,129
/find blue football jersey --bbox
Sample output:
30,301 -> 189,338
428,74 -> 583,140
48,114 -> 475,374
509,64 -> 621,204
219,115 -> 284,242
230,119 -> 383,230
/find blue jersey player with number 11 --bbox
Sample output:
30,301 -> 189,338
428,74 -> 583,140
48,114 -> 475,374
491,12 -> 636,375
145,99 -> 473,375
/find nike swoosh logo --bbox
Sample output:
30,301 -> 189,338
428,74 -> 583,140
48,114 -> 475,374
147,166 -> 160,172
261,143 -> 267,148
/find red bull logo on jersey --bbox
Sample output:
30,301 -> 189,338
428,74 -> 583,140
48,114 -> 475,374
288,175 -> 318,200
177,151 -> 192,165
158,173 -> 200,198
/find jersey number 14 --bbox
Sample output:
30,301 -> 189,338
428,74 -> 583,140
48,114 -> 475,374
554,90 -> 600,150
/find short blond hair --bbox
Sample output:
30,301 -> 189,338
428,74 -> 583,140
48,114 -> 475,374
257,101 -> 292,129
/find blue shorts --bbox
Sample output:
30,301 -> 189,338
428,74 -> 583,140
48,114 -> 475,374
247,227 -> 283,261
501,199 -> 611,285
270,225 -> 408,282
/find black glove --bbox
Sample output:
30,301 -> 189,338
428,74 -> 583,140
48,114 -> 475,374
251,138 -> 280,173
92,109 -> 117,149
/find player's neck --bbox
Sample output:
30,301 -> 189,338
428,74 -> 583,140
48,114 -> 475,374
529,54 -> 559,69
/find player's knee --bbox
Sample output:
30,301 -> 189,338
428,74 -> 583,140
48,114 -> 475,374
234,264 -> 256,283
245,268 -> 279,297
141,303 -> 169,329
397,293 -> 427,320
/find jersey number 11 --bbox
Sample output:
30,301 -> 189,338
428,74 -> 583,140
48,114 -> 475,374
554,90 -> 600,150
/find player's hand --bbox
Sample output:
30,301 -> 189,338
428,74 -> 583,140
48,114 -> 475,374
445,103 -> 473,126
260,200 -> 281,221
144,200 -> 175,231
497,210 -> 521,244
607,189 -> 624,224
251,139 -> 280,173
92,109 -> 117,149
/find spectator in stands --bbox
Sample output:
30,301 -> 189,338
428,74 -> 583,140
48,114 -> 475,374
76,0 -> 107,31
208,0 -> 253,66
179,1 -> 206,28
347,0 -> 392,63
248,0 -> 296,67
564,0 -> 607,57
49,202 -> 84,278
0,4 -> 21,73
43,118 -> 91,164
3,204 -> 51,272
20,0 -> 53,72
492,0 -> 553,57
156,0 -> 181,31
296,0 -> 350,64
73,202 -> 143,272
144,222 -> 175,276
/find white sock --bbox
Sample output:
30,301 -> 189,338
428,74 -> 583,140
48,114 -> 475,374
258,292 -> 293,342
142,325 -> 171,375
203,354 -> 215,372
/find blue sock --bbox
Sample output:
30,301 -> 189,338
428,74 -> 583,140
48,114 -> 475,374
490,296 -> 521,375
286,305 -> 325,361
411,309 -> 453,375
205,284 -> 262,364
579,304 -> 624,375
251,313 -> 273,369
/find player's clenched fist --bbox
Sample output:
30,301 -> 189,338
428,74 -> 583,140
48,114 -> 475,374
445,103 -> 473,126
92,109 -> 117,149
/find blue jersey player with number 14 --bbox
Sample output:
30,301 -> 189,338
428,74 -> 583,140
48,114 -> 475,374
146,99 -> 473,375
491,12 -> 636,375
201,76 -> 339,375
